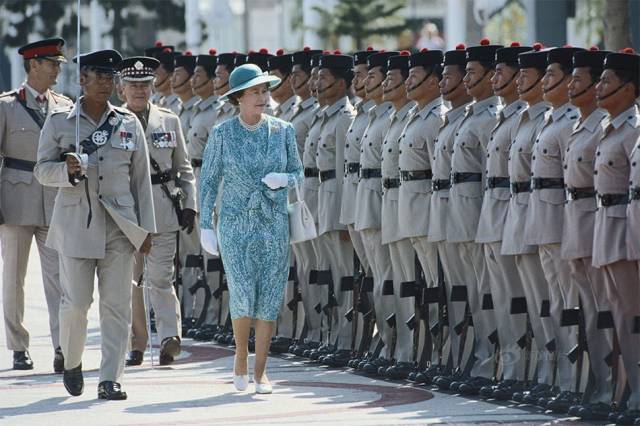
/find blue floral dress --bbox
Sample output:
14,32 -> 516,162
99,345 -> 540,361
199,115 -> 304,321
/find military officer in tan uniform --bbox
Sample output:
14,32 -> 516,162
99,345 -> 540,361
0,38 -> 73,372
269,50 -> 298,122
377,52 -> 418,379
396,49 -> 445,376
172,52 -> 200,133
426,45 -> 473,386
353,51 -> 397,374
593,50 -> 640,425
437,40 -> 501,394
503,46 -> 555,404
559,48 -> 614,420
475,43 -> 530,398
524,46 -> 583,407
288,48 -> 323,356
118,57 -> 197,366
314,53 -> 356,367
144,42 -> 173,107
340,48 -> 377,365
35,50 -> 156,400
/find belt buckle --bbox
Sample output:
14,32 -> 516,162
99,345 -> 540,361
565,187 -> 575,201
597,194 -> 608,208
631,187 -> 640,201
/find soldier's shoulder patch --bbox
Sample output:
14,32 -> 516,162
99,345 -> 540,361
113,105 -> 135,116
50,90 -> 72,101
157,106 -> 175,115
0,90 -> 18,101
50,106 -> 72,116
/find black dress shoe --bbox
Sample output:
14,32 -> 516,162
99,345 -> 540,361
270,337 -> 293,353
545,390 -> 582,413
13,351 -> 34,370
159,336 -> 181,365
63,364 -> 84,396
53,347 -> 64,374
615,409 -> 640,425
434,371 -> 466,390
323,349 -> 353,367
576,402 -> 615,420
125,350 -> 144,366
384,361 -> 414,380
458,376 -> 494,395
363,357 -> 391,375
520,383 -> 553,404
420,364 -> 446,385
491,380 -> 529,400
98,381 -> 127,400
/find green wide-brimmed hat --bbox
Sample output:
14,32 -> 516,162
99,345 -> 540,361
220,63 -> 281,101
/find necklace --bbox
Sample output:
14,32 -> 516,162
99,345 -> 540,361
239,115 -> 264,131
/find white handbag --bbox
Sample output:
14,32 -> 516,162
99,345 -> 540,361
288,179 -> 317,244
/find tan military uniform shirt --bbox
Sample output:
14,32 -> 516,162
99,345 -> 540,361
187,95 -> 220,161
626,107 -> 640,260
316,96 -> 355,235
178,96 -> 200,136
35,100 -> 156,258
380,101 -> 416,244
561,108 -> 607,260
353,102 -> 394,231
274,95 -> 298,122
301,107 -> 326,223
501,101 -> 550,254
340,99 -> 375,226
592,105 -> 638,267
397,98 -> 445,239
524,102 -> 579,245
160,93 -> 181,116
427,103 -> 469,243
447,96 -> 500,243
140,103 -> 197,233
290,96 -> 318,157
0,86 -> 73,225
476,100 -> 525,243
216,101 -> 237,126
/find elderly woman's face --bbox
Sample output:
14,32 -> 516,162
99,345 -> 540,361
238,83 -> 269,115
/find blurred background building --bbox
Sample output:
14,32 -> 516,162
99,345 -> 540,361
1,0 -> 639,93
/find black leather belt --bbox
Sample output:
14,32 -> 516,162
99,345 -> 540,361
400,170 -> 432,181
531,177 -> 564,190
565,186 -> 596,201
345,162 -> 360,174
452,172 -> 482,184
191,158 -> 202,168
360,168 -> 382,179
630,187 -> 640,201
597,193 -> 629,208
486,176 -> 510,189
304,167 -> 319,178
432,179 -> 451,191
151,170 -> 174,185
319,169 -> 336,182
511,181 -> 531,194
383,178 -> 400,189
3,157 -> 36,172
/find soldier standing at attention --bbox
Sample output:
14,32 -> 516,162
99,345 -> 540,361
35,50 -> 155,400
118,56 -> 197,367
593,49 -> 640,425
173,51 -> 200,134
475,43 -> 530,398
154,47 -> 181,114
213,53 -> 241,125
378,51 -> 418,380
0,38 -> 73,372
524,46 -> 583,408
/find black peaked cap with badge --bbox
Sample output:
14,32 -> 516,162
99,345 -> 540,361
367,51 -> 399,72
196,49 -> 218,74
354,47 -> 379,66
292,48 -> 323,68
116,56 -> 159,81
268,49 -> 294,73
573,47 -> 611,70
175,51 -> 196,74
518,43 -> 548,70
73,49 -> 123,74
495,42 -> 532,66
387,51 -> 411,71
319,52 -> 353,69
604,48 -> 640,75
547,46 -> 585,71
18,38 -> 67,62
466,38 -> 503,64
409,48 -> 444,69
444,43 -> 467,67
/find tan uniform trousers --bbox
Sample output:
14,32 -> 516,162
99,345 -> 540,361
514,253 -> 555,384
292,240 -> 324,342
483,242 -> 527,381
1,225 -> 61,351
602,260 -> 640,410
457,241 -> 495,379
350,225 -> 372,352
360,228 -> 394,359
569,257 -> 613,404
388,238 -> 417,362
59,214 -> 134,383
539,243 -> 579,390
317,231 -> 354,350
130,231 -> 182,352
310,237 -> 331,345
274,251 -> 302,340
412,236 -> 444,365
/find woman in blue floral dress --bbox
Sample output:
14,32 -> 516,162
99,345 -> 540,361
199,64 -> 303,394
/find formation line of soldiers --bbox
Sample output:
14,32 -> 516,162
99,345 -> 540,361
2,36 -> 640,422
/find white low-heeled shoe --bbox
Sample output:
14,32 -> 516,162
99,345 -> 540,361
254,378 -> 272,394
233,356 -> 249,391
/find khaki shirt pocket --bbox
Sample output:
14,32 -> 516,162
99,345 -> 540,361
453,182 -> 483,198
539,188 -> 565,205
605,204 -> 627,218
1,167 -> 33,185
488,187 -> 511,201
115,194 -> 135,207
59,194 -> 82,207
363,178 -> 382,194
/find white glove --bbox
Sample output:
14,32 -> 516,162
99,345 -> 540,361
261,172 -> 288,190
200,228 -> 219,256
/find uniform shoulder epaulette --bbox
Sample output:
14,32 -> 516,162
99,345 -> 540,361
50,90 -> 72,101
50,105 -> 72,115
157,106 -> 176,115
113,105 -> 134,116
0,90 -> 18,99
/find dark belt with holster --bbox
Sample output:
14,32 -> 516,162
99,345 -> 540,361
432,179 -> 451,191
345,162 -> 360,174
3,157 -> 36,172
565,186 -> 596,201
304,167 -> 319,178
486,176 -> 510,189
531,177 -> 564,190
597,193 -> 629,208
360,168 -> 382,179
400,170 -> 432,182
319,169 -> 336,182
383,178 -> 400,189
452,172 -> 482,184
510,181 -> 531,194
